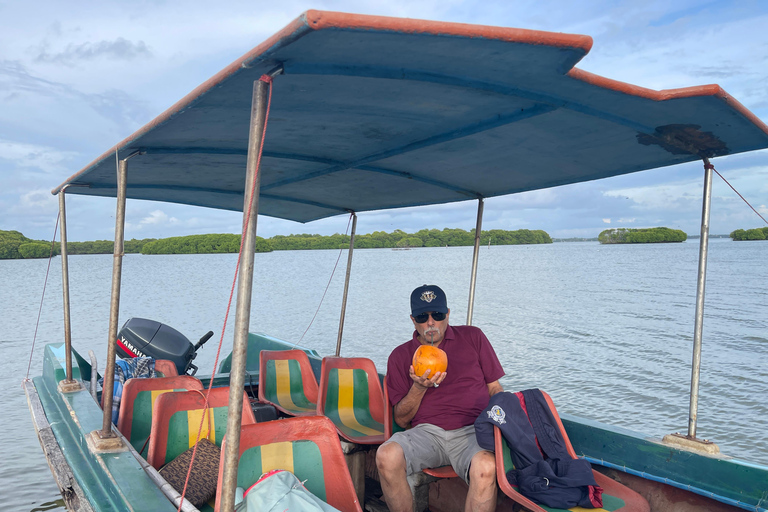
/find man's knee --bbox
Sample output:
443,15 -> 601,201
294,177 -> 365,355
376,442 -> 406,475
469,450 -> 496,483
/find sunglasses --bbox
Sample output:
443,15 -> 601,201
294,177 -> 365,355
413,311 -> 447,324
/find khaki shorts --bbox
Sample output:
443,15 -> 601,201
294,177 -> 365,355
381,423 -> 488,483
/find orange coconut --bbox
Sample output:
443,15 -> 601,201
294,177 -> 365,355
412,345 -> 448,377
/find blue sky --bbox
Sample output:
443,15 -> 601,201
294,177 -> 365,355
1,0 -> 767,242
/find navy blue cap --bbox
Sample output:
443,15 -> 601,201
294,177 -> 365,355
410,284 -> 448,316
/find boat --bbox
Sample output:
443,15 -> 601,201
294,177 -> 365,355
23,10 -> 768,512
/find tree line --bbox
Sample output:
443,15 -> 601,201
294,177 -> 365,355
1,227 -> 552,259
598,227 -> 687,244
730,227 -> 768,241
0,230 -> 159,259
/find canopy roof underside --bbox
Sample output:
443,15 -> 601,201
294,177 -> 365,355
55,10 -> 768,223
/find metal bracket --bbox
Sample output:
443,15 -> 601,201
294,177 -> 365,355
57,379 -> 84,393
662,432 -> 720,455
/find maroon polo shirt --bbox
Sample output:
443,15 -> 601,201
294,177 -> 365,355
386,325 -> 505,430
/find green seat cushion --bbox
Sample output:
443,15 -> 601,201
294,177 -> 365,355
238,440 -> 326,501
264,359 -> 316,414
323,368 -> 384,439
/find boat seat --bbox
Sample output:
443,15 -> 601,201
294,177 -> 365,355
382,375 -> 457,512
258,349 -> 318,416
116,375 -> 203,455
493,391 -> 650,512
214,416 -> 362,512
147,386 -> 256,470
153,359 -> 179,377
317,356 -> 385,444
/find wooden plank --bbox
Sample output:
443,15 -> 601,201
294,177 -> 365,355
24,379 -> 95,512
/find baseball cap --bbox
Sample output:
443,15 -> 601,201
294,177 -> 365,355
410,284 -> 448,316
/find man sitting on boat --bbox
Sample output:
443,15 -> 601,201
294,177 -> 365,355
377,284 -> 505,512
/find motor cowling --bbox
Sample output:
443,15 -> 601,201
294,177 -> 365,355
116,317 -> 197,375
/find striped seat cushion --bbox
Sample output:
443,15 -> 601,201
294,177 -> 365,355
238,440 -> 326,501
163,406 -> 230,466
263,359 -> 317,415
323,368 -> 384,439
128,388 -> 183,453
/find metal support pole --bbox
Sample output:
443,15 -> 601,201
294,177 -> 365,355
219,78 -> 269,512
466,198 -> 484,326
335,213 -> 357,356
101,156 -> 128,436
59,190 -> 74,382
688,158 -> 713,438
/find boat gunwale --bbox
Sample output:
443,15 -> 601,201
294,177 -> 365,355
24,378 -> 95,512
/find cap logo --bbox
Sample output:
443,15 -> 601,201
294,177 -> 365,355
420,291 -> 436,303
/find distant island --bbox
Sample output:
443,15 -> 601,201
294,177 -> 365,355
730,227 -> 768,241
0,228 -> 552,259
598,227 -> 687,244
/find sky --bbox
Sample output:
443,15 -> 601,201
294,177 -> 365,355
1,0 -> 767,242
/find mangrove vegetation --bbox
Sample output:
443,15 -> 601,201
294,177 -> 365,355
598,227 -> 687,244
0,227 -> 552,259
730,227 -> 768,241
0,230 -> 158,259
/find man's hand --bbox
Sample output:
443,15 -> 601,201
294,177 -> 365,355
409,365 -> 447,389
394,366 -> 448,428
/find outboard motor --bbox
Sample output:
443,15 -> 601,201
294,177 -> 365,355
116,317 -> 213,375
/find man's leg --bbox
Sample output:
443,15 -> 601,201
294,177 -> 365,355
376,441 -> 413,512
464,450 -> 497,512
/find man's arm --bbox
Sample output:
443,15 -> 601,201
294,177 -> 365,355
393,366 -> 446,428
487,380 -> 503,396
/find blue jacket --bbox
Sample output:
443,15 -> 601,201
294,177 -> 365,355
475,389 -> 602,509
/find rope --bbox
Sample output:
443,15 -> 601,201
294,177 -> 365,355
23,212 -> 61,384
176,74 -> 274,511
293,212 -> 354,348
709,164 -> 768,226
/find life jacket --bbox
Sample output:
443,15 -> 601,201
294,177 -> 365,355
475,389 -> 603,509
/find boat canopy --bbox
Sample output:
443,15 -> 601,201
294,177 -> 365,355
54,10 -> 768,223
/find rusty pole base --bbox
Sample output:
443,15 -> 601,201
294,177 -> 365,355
58,379 -> 84,393
662,432 -> 720,455
86,430 -> 127,453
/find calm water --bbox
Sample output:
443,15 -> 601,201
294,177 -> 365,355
2,239 -> 767,511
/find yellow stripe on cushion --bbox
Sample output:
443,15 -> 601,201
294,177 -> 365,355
150,389 -> 173,410
275,360 -> 304,411
568,507 -> 609,512
261,441 -> 294,473
187,408 -> 211,448
337,369 -> 383,436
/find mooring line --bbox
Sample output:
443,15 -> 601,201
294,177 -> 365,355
709,163 -> 768,226
293,212 -> 354,349
23,212 -> 61,383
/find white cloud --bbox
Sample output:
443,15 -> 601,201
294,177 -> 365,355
0,139 -> 77,174
602,218 -> 611,224
20,188 -> 56,208
139,210 -> 178,227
